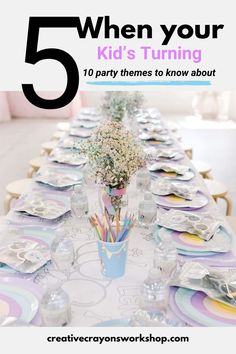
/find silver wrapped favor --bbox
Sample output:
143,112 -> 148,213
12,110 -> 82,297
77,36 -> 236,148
170,262 -> 236,307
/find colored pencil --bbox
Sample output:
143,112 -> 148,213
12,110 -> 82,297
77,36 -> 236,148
89,212 -> 135,243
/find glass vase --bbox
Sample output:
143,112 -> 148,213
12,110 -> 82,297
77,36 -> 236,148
98,185 -> 129,222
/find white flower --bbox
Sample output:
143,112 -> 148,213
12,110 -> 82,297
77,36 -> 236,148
80,121 -> 146,187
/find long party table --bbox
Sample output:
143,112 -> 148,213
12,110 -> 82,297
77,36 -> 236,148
0,109 -> 235,327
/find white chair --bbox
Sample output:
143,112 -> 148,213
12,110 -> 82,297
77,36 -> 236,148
57,122 -> 70,132
51,131 -> 66,141
4,178 -> 32,214
27,156 -> 47,178
181,144 -> 193,159
40,141 -> 58,156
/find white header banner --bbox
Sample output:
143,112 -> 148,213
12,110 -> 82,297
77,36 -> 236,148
0,0 -> 235,95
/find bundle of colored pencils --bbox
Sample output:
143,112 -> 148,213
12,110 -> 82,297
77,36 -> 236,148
89,211 -> 135,243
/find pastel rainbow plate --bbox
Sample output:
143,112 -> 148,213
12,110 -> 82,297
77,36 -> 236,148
150,170 -> 194,181
176,249 -> 216,257
0,276 -> 42,324
143,139 -> 173,148
157,227 -> 231,254
153,192 -> 208,210
169,287 -> 236,327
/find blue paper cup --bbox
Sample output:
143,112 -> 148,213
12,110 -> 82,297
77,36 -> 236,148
97,239 -> 129,279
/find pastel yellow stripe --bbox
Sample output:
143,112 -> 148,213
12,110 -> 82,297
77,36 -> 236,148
179,232 -> 204,245
166,195 -> 185,204
204,297 -> 236,320
161,172 -> 177,177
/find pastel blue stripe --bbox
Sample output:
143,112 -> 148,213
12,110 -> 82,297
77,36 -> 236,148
87,80 -> 211,86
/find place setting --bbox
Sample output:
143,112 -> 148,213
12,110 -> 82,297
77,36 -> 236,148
75,107 -> 102,121
169,262 -> 236,327
0,225 -> 53,323
0,233 -> 51,274
49,149 -> 87,167
144,147 -> 184,161
139,124 -> 168,135
153,204 -> 236,267
58,136 -> 82,150
0,275 -> 43,326
12,192 -> 71,221
34,169 -> 83,189
151,179 -> 209,210
148,162 -> 195,181
71,120 -> 99,130
139,132 -> 173,146
0,223 -> 54,263
155,209 -> 232,256
135,109 -> 161,123
69,128 -> 93,138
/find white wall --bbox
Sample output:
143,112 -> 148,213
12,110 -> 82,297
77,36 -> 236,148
228,92 -> 236,120
81,90 -> 195,115
1,90 -> 235,120
81,90 -> 236,120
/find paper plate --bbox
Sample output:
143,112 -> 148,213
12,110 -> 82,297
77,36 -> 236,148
150,170 -> 194,181
15,198 -> 70,220
157,227 -> 231,253
0,277 -> 41,324
69,129 -> 92,138
156,153 -> 183,161
50,153 -> 87,167
174,249 -> 217,257
146,140 -> 173,147
153,191 -> 208,210
178,251 -> 236,267
169,287 -> 236,327
0,223 -> 54,272
59,137 -> 81,150
144,148 -> 184,162
71,120 -> 98,129
35,171 -> 82,188
169,287 -> 201,326
155,227 -> 215,257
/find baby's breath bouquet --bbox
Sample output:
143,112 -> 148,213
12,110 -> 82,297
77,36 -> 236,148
101,92 -> 127,122
80,121 -> 146,219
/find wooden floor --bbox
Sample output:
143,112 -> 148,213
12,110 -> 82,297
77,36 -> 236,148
0,117 -> 62,214
0,116 -> 235,215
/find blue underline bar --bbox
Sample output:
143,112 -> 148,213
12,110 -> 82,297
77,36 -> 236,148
87,80 -> 211,86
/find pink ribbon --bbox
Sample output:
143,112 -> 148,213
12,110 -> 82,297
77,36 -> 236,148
101,186 -> 126,216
